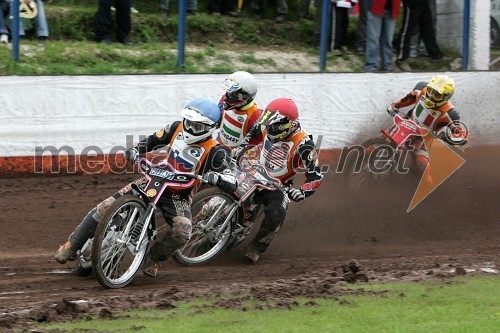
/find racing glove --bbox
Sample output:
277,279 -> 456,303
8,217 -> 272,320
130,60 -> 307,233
231,146 -> 246,161
386,103 -> 399,117
203,171 -> 238,193
288,188 -> 305,202
125,147 -> 140,164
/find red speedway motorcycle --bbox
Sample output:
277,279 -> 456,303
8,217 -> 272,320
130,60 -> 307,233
348,110 -> 436,191
173,158 -> 289,266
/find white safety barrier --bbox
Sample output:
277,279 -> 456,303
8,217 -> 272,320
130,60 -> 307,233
1,72 -> 499,157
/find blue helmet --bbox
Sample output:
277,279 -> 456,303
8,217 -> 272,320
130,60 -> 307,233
180,97 -> 221,144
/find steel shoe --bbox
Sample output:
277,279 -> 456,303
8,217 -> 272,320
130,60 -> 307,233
143,254 -> 160,278
243,248 -> 261,264
54,240 -> 77,264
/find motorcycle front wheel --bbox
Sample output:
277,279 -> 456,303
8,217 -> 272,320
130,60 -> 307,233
348,138 -> 397,192
91,195 -> 148,289
174,187 -> 241,266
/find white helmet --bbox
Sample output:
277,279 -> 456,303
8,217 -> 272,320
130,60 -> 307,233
180,97 -> 221,144
221,71 -> 257,110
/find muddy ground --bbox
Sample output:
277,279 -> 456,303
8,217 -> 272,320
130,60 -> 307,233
0,145 -> 498,331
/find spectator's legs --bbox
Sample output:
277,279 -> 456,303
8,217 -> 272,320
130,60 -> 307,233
396,4 -> 421,64
188,0 -> 197,12
95,0 -> 113,41
333,6 -> 349,50
159,0 -> 169,11
299,0 -> 310,19
354,0 -> 367,52
380,10 -> 396,71
276,0 -> 288,22
418,2 -> 443,59
34,0 -> 49,38
115,0 -> 132,41
0,2 -> 10,36
364,10 -> 382,72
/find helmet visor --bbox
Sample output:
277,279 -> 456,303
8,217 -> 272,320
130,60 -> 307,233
184,119 -> 212,134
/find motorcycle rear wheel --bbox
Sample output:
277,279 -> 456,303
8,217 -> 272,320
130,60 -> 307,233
174,187 -> 241,266
92,195 -> 148,289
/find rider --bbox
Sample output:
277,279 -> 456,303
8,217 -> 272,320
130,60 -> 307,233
386,74 -> 465,173
217,71 -> 264,151
233,97 -> 324,264
54,97 -> 237,278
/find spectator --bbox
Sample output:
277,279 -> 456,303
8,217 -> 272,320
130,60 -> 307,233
299,0 -> 310,20
209,0 -> 237,16
364,0 -> 401,72
396,0 -> 443,72
409,0 -> 436,58
95,0 -> 133,45
19,0 -> 49,46
0,0 -> 10,44
159,0 -> 197,16
353,0 -> 367,53
332,0 -> 358,56
250,0 -> 288,23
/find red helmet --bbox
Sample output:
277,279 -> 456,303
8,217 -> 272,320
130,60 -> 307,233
265,98 -> 299,142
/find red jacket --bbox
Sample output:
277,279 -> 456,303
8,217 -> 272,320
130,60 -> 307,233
370,0 -> 401,19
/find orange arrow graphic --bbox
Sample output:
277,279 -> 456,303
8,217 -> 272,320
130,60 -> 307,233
407,133 -> 465,212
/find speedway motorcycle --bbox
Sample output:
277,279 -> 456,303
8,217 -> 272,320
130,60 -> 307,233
348,110 -> 438,190
90,158 -> 204,289
173,158 -> 289,266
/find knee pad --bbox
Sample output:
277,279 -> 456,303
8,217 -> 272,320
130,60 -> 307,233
94,196 -> 116,220
170,216 -> 192,243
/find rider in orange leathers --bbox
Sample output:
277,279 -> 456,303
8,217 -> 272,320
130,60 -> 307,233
386,75 -> 467,174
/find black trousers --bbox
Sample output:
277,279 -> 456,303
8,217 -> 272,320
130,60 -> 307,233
333,6 -> 349,50
249,188 -> 289,254
95,0 -> 132,41
397,1 -> 443,62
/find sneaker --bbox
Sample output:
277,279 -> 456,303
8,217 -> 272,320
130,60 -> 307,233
38,36 -> 47,45
275,14 -> 286,23
243,248 -> 261,264
160,8 -> 168,17
0,34 -> 8,44
397,61 -> 412,72
54,240 -> 77,264
110,6 -> 116,11
99,36 -> 112,44
119,36 -> 134,46
143,254 -> 160,278
131,7 -> 139,14
332,48 -> 342,56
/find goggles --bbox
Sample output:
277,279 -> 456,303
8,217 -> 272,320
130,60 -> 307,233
267,120 -> 292,135
426,87 -> 444,102
183,119 -> 212,134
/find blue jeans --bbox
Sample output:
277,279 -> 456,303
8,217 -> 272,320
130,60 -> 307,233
160,0 -> 197,11
11,0 -> 49,37
364,10 -> 395,72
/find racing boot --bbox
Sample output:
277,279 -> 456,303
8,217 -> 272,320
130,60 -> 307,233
142,253 -> 160,278
54,240 -> 77,264
143,231 -> 186,277
243,247 -> 262,264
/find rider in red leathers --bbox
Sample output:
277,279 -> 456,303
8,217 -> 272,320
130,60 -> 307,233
234,98 -> 324,264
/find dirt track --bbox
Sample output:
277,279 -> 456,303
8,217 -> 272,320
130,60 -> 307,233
0,145 -> 499,330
